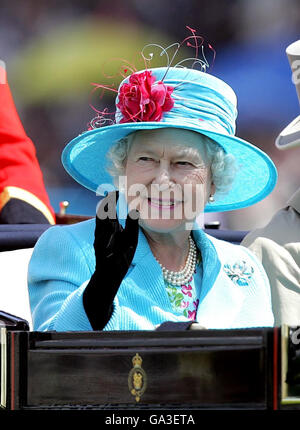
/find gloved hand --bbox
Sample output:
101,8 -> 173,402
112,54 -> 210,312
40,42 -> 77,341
83,191 -> 139,330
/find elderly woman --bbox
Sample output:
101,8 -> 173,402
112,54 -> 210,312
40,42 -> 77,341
28,63 -> 277,331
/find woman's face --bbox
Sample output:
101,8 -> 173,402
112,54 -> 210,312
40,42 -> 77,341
124,128 -> 214,233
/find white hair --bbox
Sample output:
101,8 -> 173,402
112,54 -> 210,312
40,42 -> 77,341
106,130 -> 237,199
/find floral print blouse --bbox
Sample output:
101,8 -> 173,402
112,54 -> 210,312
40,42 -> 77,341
165,255 -> 202,320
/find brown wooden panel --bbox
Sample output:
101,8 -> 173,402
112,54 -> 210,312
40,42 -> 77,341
23,329 -> 269,409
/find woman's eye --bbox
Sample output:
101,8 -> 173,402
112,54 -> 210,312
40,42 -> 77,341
176,161 -> 193,167
138,157 -> 154,162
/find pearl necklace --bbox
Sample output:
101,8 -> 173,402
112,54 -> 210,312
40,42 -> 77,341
156,236 -> 198,286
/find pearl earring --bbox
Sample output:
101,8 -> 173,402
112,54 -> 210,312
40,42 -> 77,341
208,194 -> 215,203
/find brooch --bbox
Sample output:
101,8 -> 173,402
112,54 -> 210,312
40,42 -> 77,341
223,261 -> 254,286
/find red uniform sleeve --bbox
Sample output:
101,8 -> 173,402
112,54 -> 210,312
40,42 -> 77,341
0,66 -> 55,224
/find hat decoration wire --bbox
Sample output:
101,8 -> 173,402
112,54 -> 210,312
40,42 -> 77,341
87,26 -> 216,130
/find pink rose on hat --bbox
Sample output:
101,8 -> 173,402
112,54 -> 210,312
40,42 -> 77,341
116,70 -> 174,123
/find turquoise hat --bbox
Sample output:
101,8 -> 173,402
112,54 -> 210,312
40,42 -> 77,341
62,66 -> 277,212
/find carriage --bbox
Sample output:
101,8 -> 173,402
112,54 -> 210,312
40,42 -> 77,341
0,216 -> 299,411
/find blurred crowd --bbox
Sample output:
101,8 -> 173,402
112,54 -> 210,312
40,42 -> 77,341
1,0 -> 300,229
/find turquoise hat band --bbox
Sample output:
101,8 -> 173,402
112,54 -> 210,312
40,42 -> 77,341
115,67 -> 237,136
62,66 -> 277,213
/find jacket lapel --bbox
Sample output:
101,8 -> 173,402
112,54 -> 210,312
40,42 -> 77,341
193,231 -> 245,328
128,228 -> 173,312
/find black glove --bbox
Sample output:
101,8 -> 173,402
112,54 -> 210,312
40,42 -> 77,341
83,191 -> 139,330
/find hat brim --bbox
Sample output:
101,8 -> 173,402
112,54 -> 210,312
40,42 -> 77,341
62,121 -> 277,213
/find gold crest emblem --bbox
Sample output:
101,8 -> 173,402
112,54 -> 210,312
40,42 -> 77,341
128,353 -> 147,402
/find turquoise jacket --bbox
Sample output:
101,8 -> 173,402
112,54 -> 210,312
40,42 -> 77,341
28,218 -> 274,331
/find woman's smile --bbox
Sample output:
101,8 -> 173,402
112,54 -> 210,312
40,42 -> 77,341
147,197 -> 182,210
